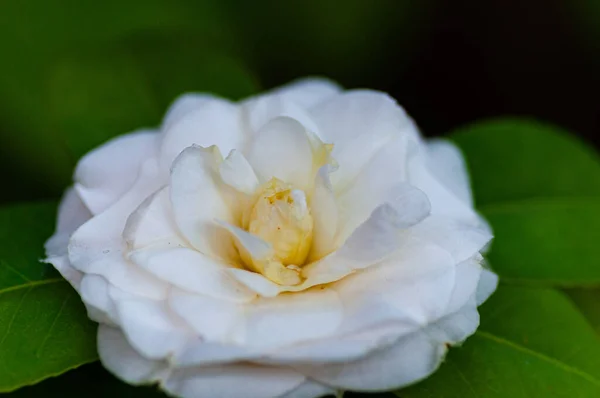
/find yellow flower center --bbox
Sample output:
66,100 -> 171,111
235,178 -> 314,286
249,178 -> 314,266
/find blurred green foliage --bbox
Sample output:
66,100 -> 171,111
0,0 -> 430,202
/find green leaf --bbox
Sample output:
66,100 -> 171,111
398,286 -> 600,397
564,288 -> 600,335
0,202 -> 97,393
6,363 -> 167,398
448,118 -> 600,287
450,118 -> 600,207
480,198 -> 600,286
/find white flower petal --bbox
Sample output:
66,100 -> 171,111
170,145 -> 238,261
297,328 -> 444,391
335,184 -> 430,263
272,77 -> 342,109
332,242 -> 456,335
43,255 -> 83,292
80,274 -> 118,324
160,98 -> 243,169
333,134 -> 413,242
409,151 -> 480,223
162,364 -> 304,398
123,186 -> 187,251
129,246 -> 255,303
115,299 -> 192,360
45,188 -> 92,257
242,288 -> 343,350
245,117 -> 322,191
219,149 -> 260,194
216,220 -> 273,262
75,130 -> 158,214
311,90 -> 418,190
162,93 -> 215,131
296,300 -> 479,391
278,380 -> 335,398
407,215 -> 492,263
44,189 -> 93,290
445,257 -> 483,314
168,288 -> 243,342
68,160 -> 169,299
476,268 -> 499,305
242,94 -> 320,137
98,325 -> 168,385
301,184 -> 430,284
265,324 -> 408,364
173,342 -> 256,367
307,169 -> 338,262
226,268 -> 283,297
426,139 -> 473,206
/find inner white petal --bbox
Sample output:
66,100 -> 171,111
219,150 -> 260,195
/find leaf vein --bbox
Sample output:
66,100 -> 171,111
36,294 -> 71,358
0,278 -> 64,296
0,287 -> 33,352
476,331 -> 600,386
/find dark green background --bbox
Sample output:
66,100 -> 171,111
0,0 -> 598,204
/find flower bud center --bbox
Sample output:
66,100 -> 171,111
248,178 -> 314,266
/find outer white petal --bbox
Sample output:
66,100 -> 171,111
408,148 -> 480,223
115,299 -> 192,360
310,90 -> 418,190
123,186 -> 187,251
426,138 -> 473,206
278,381 -> 335,398
271,77 -> 342,109
444,256 -> 483,314
245,117 -> 318,192
68,160 -> 169,299
173,342 -> 257,367
98,325 -> 168,385
264,324 -> 409,364
161,364 -> 304,398
296,299 -> 480,391
406,215 -> 492,264
242,93 -> 320,137
332,242 -> 456,335
170,145 -> 239,262
241,288 -> 343,350
162,93 -> 215,131
168,288 -> 243,342
160,97 -> 243,169
476,268 -> 499,305
44,188 -> 93,290
45,188 -> 92,257
247,244 -> 455,364
129,246 -> 255,303
74,130 -> 158,214
80,274 -> 118,324
44,255 -> 83,292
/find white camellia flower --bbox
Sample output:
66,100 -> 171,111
45,78 -> 497,398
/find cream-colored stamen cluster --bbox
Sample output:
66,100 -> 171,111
235,178 -> 314,286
